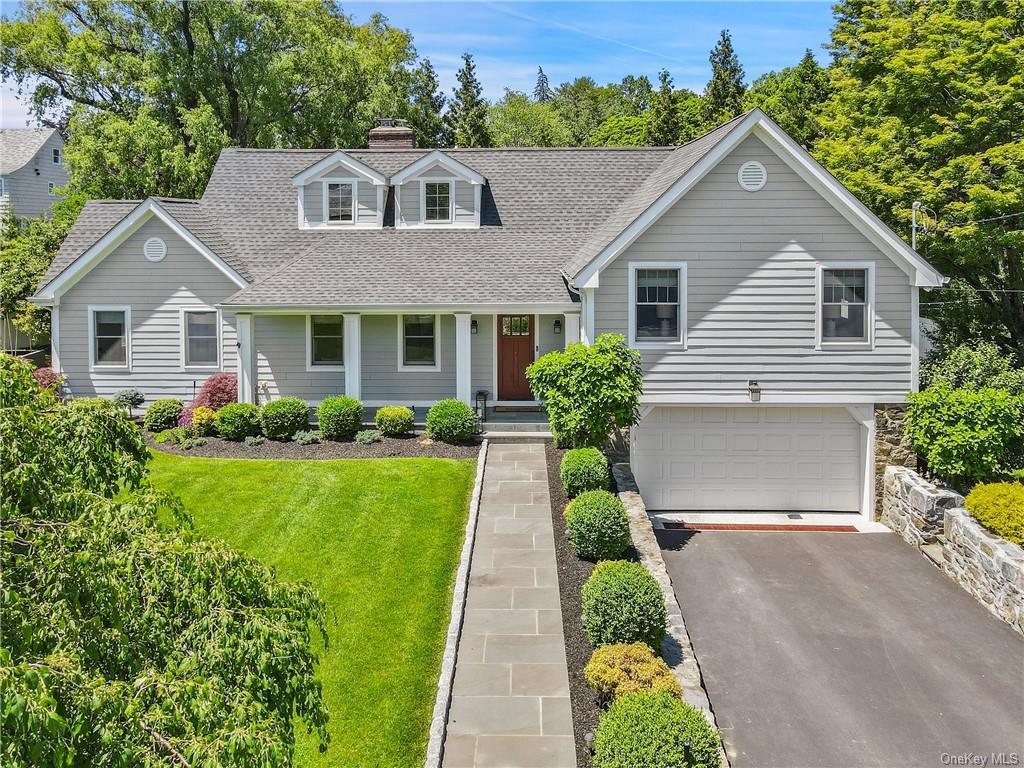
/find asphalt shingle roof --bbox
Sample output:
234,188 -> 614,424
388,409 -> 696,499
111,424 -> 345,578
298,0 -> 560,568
0,128 -> 58,174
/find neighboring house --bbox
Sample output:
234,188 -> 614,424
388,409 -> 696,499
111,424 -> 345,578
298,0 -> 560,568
0,127 -> 69,221
31,111 -> 944,519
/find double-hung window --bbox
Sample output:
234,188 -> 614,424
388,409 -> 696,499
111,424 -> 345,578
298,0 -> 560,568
91,307 -> 130,368
309,315 -> 344,368
326,182 -> 354,224
183,310 -> 219,367
424,182 -> 451,223
820,266 -> 870,344
53,147 -> 61,164
400,315 -> 438,369
630,263 -> 686,345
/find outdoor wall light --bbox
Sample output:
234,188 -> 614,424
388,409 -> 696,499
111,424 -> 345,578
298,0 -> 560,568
475,390 -> 489,421
470,319 -> 478,334
748,380 -> 761,402
553,318 -> 562,334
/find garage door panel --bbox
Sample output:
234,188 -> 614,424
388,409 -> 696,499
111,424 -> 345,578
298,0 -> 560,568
632,406 -> 862,512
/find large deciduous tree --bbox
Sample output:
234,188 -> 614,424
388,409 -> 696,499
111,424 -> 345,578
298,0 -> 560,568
701,28 -> 746,127
552,76 -> 619,145
446,52 -> 491,147
815,0 -> 1024,357
0,354 -> 329,766
488,90 -> 571,147
745,49 -> 831,146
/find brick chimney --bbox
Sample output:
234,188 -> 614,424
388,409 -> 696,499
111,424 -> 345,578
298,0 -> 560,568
368,118 -> 415,149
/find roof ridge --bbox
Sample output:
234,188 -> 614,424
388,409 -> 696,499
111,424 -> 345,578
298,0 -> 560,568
226,146 -> 674,154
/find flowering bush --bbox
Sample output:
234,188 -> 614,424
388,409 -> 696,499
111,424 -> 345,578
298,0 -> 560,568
32,367 -> 64,392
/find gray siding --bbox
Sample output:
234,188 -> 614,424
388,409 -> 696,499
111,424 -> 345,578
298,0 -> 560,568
454,181 -> 476,225
397,176 -> 476,226
357,182 -> 377,225
593,134 -> 913,400
254,315 -> 344,403
6,132 -> 69,219
398,180 -> 421,226
302,181 -> 323,225
471,313 -> 494,398
537,314 -> 564,357
302,177 -> 378,227
57,217 -> 238,405
361,314 -> 457,402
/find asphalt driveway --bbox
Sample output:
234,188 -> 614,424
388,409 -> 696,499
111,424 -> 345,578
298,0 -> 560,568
655,529 -> 1024,768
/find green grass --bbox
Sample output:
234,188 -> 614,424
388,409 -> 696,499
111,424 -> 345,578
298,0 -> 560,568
147,451 -> 476,767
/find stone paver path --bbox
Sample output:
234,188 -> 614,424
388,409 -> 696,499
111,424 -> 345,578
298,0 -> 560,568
442,442 -> 576,768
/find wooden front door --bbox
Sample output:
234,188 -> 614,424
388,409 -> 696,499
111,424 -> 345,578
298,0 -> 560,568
497,314 -> 535,400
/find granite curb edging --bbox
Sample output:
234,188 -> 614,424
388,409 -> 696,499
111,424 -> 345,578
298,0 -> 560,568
424,440 -> 489,768
612,463 -> 730,768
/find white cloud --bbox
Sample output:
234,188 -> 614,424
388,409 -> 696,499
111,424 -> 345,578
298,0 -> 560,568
1,82 -> 39,128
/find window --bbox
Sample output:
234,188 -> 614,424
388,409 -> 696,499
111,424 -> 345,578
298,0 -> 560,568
183,310 -> 218,367
91,308 -> 129,368
47,182 -> 56,196
0,177 -> 5,196
821,268 -> 869,342
424,182 -> 451,222
326,182 -> 354,223
309,315 -> 344,368
52,147 -> 61,164
401,314 -> 437,368
634,268 -> 681,341
502,315 -> 531,336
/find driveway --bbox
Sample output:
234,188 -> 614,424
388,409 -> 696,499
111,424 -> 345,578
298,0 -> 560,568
655,529 -> 1024,768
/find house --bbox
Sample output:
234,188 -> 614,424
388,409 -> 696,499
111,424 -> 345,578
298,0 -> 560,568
31,111 -> 944,518
0,127 -> 69,221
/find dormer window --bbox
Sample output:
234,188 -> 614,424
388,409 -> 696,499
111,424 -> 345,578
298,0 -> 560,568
326,182 -> 354,224
424,182 -> 452,223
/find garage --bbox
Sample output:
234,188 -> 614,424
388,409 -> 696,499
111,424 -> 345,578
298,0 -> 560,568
631,406 -> 865,512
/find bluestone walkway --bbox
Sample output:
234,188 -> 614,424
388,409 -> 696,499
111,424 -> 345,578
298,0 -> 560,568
442,442 -> 576,768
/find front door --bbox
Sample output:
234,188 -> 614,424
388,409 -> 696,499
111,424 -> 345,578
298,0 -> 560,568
497,314 -> 534,400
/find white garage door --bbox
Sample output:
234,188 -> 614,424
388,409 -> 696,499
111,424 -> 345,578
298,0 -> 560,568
632,407 -> 863,512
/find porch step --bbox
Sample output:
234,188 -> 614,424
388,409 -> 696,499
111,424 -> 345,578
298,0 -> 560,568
481,421 -> 551,433
483,432 -> 553,444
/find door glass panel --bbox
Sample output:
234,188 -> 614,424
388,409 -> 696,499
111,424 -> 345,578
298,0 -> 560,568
502,315 -> 530,336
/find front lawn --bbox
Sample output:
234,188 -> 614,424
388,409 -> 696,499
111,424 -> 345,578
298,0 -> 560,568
147,451 -> 476,767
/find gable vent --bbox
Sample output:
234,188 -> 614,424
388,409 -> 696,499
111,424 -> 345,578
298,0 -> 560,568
737,161 -> 767,192
144,237 -> 167,262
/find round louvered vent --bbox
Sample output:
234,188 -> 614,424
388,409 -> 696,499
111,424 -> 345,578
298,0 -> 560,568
737,161 -> 767,192
144,237 -> 167,262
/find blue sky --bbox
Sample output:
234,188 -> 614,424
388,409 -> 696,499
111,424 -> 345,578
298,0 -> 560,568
1,1 -> 836,127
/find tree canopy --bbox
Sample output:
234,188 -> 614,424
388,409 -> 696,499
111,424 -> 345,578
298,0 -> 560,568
646,70 -> 682,145
446,52 -> 491,147
745,49 -> 831,146
701,29 -> 746,127
488,90 -> 572,147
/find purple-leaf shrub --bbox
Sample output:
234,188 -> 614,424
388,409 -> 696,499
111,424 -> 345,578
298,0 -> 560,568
32,367 -> 65,392
181,373 -> 238,425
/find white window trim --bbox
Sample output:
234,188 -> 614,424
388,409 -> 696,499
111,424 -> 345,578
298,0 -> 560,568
47,182 -> 56,196
396,178 -> 481,229
322,178 -> 357,226
306,313 -> 345,372
88,305 -> 131,372
420,178 -> 453,224
180,306 -> 222,371
815,261 -> 876,350
397,313 -> 441,372
0,177 -> 5,196
627,261 -> 688,349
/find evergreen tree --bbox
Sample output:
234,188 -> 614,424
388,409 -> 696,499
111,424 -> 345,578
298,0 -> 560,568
408,58 -> 448,147
534,66 -> 553,103
701,29 -> 746,127
745,49 -> 830,146
646,70 -> 681,145
446,52 -> 490,147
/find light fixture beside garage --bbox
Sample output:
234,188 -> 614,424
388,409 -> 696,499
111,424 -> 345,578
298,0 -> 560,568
748,380 -> 761,402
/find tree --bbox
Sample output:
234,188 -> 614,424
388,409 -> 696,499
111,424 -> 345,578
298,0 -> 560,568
676,89 -> 706,142
534,67 -> 553,103
589,114 -> 649,147
701,29 -> 746,128
744,49 -> 831,146
446,53 -> 490,147
407,58 -> 448,148
616,75 -> 654,116
646,70 -> 682,145
815,1 -> 1024,357
1,2 -> 417,198
0,354 -> 329,765
552,77 -> 618,145
488,90 -> 571,147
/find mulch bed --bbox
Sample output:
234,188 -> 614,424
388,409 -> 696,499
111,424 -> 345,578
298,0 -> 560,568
546,442 -> 640,767
146,433 -> 480,460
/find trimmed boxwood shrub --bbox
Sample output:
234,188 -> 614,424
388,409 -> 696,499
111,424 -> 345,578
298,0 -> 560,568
565,490 -> 630,560
191,406 -> 217,436
215,403 -> 262,440
593,691 -> 721,768
375,405 -> 414,436
143,398 -> 183,432
964,482 -> 1024,545
584,643 -> 682,703
261,397 -> 310,441
426,399 -> 476,443
318,396 -> 364,441
582,561 -> 667,649
561,447 -> 610,497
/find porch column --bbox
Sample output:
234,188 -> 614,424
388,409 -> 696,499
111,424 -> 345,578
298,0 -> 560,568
563,313 -> 580,347
236,313 -> 255,404
343,313 -> 361,400
581,288 -> 596,345
455,313 -> 472,405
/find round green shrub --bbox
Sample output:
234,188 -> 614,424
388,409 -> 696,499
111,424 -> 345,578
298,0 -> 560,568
261,397 -> 310,441
584,643 -> 683,703
318,395 -> 364,441
593,691 -> 721,768
582,561 -> 667,649
144,398 -> 183,432
113,388 -> 145,410
215,403 -> 262,440
356,429 -> 382,445
560,447 -> 610,497
565,490 -> 630,560
425,399 -> 476,443
375,405 -> 414,436
191,406 -> 217,436
965,482 -> 1024,545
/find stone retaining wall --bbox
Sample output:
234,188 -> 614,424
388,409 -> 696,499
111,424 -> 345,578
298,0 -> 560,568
874,405 -> 916,516
882,466 -> 1024,635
